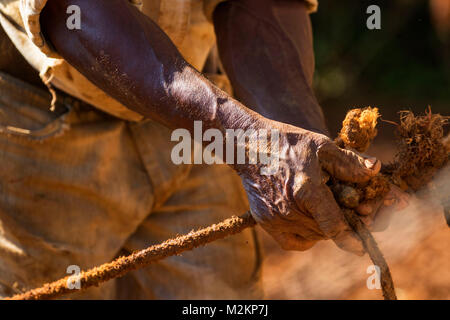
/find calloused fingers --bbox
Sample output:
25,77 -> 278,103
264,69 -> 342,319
317,142 -> 380,184
358,184 -> 410,231
297,183 -> 365,256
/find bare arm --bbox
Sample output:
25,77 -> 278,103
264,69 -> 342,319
40,0 -> 384,254
41,0 -> 258,135
213,0 -> 327,134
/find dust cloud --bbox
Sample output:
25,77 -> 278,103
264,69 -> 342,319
262,165 -> 450,300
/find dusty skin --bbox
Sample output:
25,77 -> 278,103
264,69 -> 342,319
7,107 -> 448,301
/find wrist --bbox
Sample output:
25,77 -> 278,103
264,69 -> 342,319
214,99 -> 283,174
213,91 -> 268,133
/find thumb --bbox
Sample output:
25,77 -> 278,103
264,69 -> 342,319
317,142 -> 380,183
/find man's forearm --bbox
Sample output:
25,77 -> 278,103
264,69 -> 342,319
39,0 -> 387,256
213,0 -> 328,135
41,0 -> 259,134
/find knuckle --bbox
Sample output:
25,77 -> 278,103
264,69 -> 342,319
296,185 -> 321,213
302,196 -> 318,213
273,233 -> 292,250
315,134 -> 333,148
279,241 -> 293,251
316,140 -> 336,159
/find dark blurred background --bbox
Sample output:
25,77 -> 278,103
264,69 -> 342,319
261,0 -> 450,300
311,0 -> 449,150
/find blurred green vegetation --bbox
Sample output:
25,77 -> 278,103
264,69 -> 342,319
311,0 -> 450,106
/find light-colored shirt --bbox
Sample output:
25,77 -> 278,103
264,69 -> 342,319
0,0 -> 317,121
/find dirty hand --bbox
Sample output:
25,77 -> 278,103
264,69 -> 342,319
238,120 -> 383,255
357,184 -> 410,232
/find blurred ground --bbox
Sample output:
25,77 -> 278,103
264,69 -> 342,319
260,0 -> 449,300
261,162 -> 450,300
261,102 -> 450,299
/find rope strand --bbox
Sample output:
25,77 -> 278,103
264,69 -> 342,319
6,209 -> 397,300
7,212 -> 256,300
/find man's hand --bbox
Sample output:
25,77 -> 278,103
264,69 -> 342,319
237,119 -> 381,255
213,0 -> 408,254
40,0 -> 408,256
357,184 -> 410,232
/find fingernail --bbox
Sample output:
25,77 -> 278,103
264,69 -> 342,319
364,157 -> 378,169
357,203 -> 373,215
384,198 -> 396,206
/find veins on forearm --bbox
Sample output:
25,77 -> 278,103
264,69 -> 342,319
214,0 -> 328,135
41,0 -> 258,136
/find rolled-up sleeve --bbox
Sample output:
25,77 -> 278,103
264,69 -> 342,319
19,0 -> 145,59
12,0 -> 144,121
19,0 -> 56,57
203,0 -> 319,22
